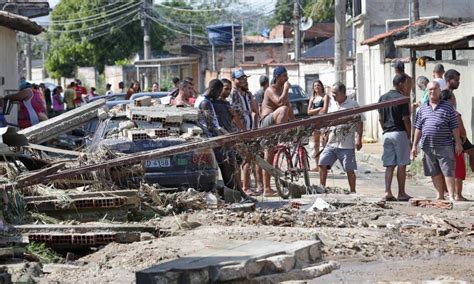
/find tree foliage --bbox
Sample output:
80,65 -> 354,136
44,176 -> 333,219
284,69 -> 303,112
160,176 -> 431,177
45,0 -> 167,79
270,0 -> 353,28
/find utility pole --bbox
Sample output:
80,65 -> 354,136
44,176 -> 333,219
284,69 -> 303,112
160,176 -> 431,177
409,0 -> 419,142
241,17 -> 245,64
189,26 -> 193,45
334,0 -> 346,84
231,19 -> 235,68
293,0 -> 301,61
142,0 -> 152,90
25,35 -> 32,81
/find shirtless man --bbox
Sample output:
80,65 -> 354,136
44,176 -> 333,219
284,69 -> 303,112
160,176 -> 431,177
260,66 -> 295,196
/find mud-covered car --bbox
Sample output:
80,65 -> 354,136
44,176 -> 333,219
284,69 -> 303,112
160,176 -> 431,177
88,110 -> 218,191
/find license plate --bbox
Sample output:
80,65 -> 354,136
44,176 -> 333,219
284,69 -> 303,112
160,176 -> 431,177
145,158 -> 171,168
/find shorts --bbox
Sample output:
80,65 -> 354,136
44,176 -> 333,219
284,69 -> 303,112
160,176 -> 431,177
422,145 -> 455,177
455,152 -> 466,180
382,131 -> 411,167
259,112 -> 275,128
319,146 -> 357,172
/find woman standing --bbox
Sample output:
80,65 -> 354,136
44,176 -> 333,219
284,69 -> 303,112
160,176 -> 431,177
307,80 -> 329,171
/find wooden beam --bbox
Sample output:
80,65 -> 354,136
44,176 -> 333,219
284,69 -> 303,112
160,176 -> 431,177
25,144 -> 82,157
18,99 -> 106,144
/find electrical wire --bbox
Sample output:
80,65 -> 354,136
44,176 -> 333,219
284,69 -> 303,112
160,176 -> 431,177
144,12 -> 208,39
156,3 -> 224,13
47,8 -> 140,33
48,0 -> 139,21
37,1 -> 140,25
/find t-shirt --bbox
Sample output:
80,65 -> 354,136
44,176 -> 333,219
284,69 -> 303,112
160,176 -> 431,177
378,90 -> 409,134
212,99 -> 235,133
64,88 -> 76,110
433,78 -> 447,91
415,100 -> 458,148
326,97 -> 363,149
254,88 -> 264,106
229,89 -> 254,130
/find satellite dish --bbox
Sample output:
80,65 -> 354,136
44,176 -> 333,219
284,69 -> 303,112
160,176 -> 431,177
300,17 -> 313,31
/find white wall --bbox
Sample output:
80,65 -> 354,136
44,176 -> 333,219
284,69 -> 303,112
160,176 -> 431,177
0,27 -> 19,125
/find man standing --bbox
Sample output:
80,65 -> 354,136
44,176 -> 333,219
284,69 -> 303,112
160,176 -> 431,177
229,69 -> 260,195
260,66 -> 295,196
319,82 -> 363,193
378,74 -> 412,201
432,63 -> 447,91
254,75 -> 269,116
105,83 -> 113,96
211,78 -> 245,191
411,81 -> 462,200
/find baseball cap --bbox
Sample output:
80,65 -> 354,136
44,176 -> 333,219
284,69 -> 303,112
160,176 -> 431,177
272,66 -> 287,81
19,80 -> 31,90
232,69 -> 249,79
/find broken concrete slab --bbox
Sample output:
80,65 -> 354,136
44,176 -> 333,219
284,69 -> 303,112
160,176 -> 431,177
136,240 -> 326,283
18,99 -> 106,144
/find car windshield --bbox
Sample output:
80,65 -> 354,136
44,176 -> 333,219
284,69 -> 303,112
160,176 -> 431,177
289,86 -> 308,100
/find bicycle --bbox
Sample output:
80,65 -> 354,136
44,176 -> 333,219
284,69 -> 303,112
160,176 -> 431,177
272,136 -> 311,199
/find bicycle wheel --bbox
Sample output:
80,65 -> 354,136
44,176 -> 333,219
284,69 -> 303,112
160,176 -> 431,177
273,148 -> 293,199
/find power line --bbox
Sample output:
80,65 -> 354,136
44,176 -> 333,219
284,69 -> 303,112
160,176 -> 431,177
156,3 -> 224,13
38,1 -> 140,25
144,12 -> 208,39
47,9 -> 139,33
50,0 -> 138,21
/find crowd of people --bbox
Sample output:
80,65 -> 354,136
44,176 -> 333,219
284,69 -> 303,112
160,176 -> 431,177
8,62 -> 471,202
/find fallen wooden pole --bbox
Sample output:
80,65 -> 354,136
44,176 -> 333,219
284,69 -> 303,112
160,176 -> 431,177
3,97 -> 408,189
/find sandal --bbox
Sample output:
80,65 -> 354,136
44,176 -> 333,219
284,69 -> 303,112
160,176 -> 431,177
381,196 -> 397,202
263,191 -> 279,197
397,195 -> 412,202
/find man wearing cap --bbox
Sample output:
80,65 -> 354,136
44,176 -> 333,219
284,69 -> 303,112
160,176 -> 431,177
260,66 -> 295,196
229,69 -> 260,195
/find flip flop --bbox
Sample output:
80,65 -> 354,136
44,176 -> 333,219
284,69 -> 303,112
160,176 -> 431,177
381,196 -> 397,202
263,191 -> 279,197
397,196 -> 412,202
455,197 -> 468,201
243,190 -> 260,197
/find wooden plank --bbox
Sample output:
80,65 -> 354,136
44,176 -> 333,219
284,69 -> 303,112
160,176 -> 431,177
18,99 -> 106,144
25,144 -> 82,156
15,163 -> 65,185
4,97 -> 408,190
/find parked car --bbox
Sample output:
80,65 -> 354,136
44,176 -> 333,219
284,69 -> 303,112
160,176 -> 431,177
88,116 -> 219,191
289,85 -> 310,118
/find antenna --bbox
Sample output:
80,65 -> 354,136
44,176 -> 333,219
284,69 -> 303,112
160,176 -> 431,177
300,17 -> 313,31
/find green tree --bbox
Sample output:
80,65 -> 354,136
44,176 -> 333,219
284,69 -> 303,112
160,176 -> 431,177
270,0 -> 353,28
45,0 -> 167,79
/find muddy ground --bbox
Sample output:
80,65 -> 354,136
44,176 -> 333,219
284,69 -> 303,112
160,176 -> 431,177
36,197 -> 473,283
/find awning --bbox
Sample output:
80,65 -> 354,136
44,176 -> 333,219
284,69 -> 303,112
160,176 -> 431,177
0,11 -> 44,35
395,22 -> 474,50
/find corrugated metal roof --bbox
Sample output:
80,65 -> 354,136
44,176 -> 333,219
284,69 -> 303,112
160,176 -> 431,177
395,21 -> 474,50
301,29 -> 353,59
361,18 -> 454,46
0,11 -> 44,35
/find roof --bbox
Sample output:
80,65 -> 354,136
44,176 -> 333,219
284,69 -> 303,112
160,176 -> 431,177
395,21 -> 474,50
361,18 -> 454,46
0,11 -> 44,35
301,29 -> 353,59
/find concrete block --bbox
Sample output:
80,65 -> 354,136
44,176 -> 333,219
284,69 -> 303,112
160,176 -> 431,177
181,123 -> 202,135
308,242 -> 322,261
134,96 -> 152,107
165,114 -> 183,124
265,254 -> 296,273
97,108 -> 108,120
217,264 -> 247,281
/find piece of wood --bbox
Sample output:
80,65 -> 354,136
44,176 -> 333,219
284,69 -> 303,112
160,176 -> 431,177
18,99 -> 106,144
25,144 -> 82,156
15,163 -> 65,185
